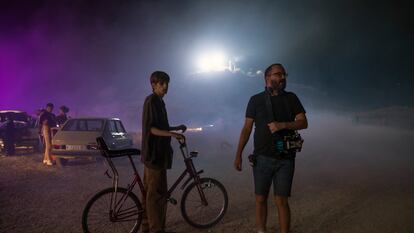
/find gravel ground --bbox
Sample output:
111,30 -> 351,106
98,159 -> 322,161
1,117 -> 414,233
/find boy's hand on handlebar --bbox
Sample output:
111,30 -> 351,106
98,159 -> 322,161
171,132 -> 185,140
178,124 -> 187,133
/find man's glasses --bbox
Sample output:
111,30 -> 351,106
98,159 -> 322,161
270,72 -> 288,78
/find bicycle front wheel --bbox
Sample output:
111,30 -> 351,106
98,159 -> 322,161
82,187 -> 143,233
181,177 -> 228,228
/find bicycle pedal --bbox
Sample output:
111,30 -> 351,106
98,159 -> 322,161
167,198 -> 177,205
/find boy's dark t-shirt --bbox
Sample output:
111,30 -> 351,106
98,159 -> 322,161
141,93 -> 173,169
245,91 -> 305,158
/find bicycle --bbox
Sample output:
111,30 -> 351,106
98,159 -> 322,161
82,136 -> 228,233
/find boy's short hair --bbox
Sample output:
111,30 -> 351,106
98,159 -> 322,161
46,103 -> 54,108
150,71 -> 170,84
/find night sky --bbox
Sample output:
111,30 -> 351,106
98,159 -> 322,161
1,0 -> 413,130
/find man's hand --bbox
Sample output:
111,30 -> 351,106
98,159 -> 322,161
178,124 -> 187,133
171,132 -> 184,140
267,121 -> 285,134
234,155 -> 242,171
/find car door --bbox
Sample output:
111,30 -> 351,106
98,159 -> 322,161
104,120 -> 132,149
113,120 -> 132,149
104,120 -> 119,149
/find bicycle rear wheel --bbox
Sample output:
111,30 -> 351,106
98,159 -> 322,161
82,187 -> 143,233
181,177 -> 228,228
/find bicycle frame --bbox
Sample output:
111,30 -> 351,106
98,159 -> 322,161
167,139 -> 208,206
103,137 -> 209,220
105,154 -> 145,220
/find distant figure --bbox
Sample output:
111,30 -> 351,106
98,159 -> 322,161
2,115 -> 16,156
56,105 -> 69,127
234,63 -> 308,233
39,103 -> 56,166
35,108 -> 45,152
141,71 -> 186,233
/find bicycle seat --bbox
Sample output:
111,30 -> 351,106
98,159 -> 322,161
96,137 -> 141,158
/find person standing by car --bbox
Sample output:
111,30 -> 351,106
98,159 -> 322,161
56,105 -> 69,127
141,71 -> 187,233
234,63 -> 308,233
2,115 -> 16,156
39,103 -> 56,166
35,108 -> 45,152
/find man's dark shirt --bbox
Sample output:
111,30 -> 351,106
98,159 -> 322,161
246,90 -> 306,158
141,93 -> 173,170
39,111 -> 57,128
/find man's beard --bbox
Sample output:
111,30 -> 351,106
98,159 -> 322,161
270,80 -> 286,92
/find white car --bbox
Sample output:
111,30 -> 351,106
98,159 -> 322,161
51,117 -> 133,166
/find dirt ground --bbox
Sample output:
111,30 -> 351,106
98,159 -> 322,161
1,115 -> 414,233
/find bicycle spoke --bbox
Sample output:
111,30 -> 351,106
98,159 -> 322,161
83,188 -> 142,233
116,206 -> 139,218
181,178 -> 228,228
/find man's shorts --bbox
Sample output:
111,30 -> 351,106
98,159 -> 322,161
253,155 -> 295,197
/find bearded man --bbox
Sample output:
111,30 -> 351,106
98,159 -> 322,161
234,63 -> 308,233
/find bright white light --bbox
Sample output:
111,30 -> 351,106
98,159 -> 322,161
196,51 -> 229,73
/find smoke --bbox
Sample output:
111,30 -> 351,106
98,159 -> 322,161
0,0 -> 412,131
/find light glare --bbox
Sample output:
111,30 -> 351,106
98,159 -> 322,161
197,51 -> 229,73
187,127 -> 203,132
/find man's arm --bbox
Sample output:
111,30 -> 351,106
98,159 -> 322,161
283,112 -> 308,130
150,127 -> 184,139
234,118 -> 254,171
169,124 -> 187,132
144,96 -> 184,139
268,112 -> 308,133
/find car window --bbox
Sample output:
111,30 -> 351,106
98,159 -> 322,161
115,121 -> 126,133
107,120 -> 117,132
87,120 -> 103,131
0,112 -> 28,122
78,120 -> 87,131
62,119 -> 104,131
13,113 -> 29,122
62,120 -> 77,131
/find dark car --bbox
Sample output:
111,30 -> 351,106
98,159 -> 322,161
0,110 -> 41,153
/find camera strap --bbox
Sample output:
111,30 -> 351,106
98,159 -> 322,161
265,88 -> 296,128
264,88 -> 303,155
264,87 -> 275,124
